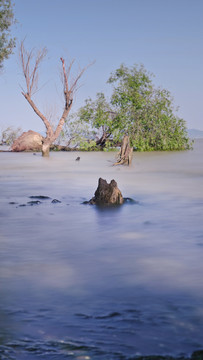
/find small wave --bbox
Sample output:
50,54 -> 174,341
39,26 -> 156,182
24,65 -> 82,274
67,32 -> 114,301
75,311 -> 121,320
1,338 -> 203,360
75,313 -> 93,319
95,312 -> 121,319
0,338 -> 110,359
75,309 -> 143,322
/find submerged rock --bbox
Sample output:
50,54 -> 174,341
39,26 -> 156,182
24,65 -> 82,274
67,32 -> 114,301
29,195 -> 51,200
51,199 -> 61,204
27,200 -> 41,205
133,351 -> 203,360
123,197 -> 138,204
87,178 -> 124,205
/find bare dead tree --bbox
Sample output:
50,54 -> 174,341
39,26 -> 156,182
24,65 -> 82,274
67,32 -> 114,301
114,135 -> 133,165
20,40 -> 91,156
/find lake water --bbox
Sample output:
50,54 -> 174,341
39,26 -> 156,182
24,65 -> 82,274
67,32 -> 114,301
0,140 -> 203,360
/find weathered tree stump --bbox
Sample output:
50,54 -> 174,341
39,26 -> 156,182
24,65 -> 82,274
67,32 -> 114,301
114,135 -> 133,165
88,178 -> 124,205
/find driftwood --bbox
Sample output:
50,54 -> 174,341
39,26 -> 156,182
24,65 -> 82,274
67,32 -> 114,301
114,135 -> 133,165
87,178 -> 124,205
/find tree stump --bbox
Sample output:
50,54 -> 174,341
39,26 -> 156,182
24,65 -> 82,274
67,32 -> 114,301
114,135 -> 133,165
88,178 -> 124,205
42,140 -> 51,157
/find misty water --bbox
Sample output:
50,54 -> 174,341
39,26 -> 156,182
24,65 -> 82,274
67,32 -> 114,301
0,140 -> 203,360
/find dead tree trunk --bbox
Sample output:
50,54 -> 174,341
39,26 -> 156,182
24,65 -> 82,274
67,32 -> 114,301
41,139 -> 51,157
88,178 -> 124,205
96,131 -> 109,148
114,135 -> 133,165
20,41 -> 90,157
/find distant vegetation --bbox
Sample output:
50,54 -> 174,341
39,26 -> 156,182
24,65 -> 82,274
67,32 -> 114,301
0,126 -> 22,145
62,64 -> 192,151
0,2 -> 193,153
1,62 -> 192,153
0,0 -> 16,69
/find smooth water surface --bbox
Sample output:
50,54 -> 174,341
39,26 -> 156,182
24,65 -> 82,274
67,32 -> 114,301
0,141 -> 203,359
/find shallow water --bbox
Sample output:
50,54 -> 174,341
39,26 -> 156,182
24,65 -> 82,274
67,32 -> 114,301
0,141 -> 203,359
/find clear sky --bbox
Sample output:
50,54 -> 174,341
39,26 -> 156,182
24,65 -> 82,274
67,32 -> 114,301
1,0 -> 203,134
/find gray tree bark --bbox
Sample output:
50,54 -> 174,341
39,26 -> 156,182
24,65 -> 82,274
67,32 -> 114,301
114,135 -> 133,165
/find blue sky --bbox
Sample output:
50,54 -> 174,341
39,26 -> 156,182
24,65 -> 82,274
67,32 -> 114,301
1,0 -> 203,134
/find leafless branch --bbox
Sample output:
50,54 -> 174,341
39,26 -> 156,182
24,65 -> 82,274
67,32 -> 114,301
20,40 -> 47,97
53,58 -> 95,141
19,41 -> 94,155
70,61 -> 95,93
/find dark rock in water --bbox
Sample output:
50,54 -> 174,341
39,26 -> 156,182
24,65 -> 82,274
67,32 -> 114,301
191,350 -> 203,360
86,178 -> 124,205
29,195 -> 51,200
133,351 -> 203,360
144,220 -> 152,226
75,156 -> 80,161
51,199 -> 61,204
123,197 -> 138,204
27,200 -> 41,205
9,202 -> 17,205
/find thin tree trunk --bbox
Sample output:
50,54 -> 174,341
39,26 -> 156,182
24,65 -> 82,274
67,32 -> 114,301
42,139 -> 51,157
22,93 -> 54,139
52,101 -> 72,142
96,133 -> 107,147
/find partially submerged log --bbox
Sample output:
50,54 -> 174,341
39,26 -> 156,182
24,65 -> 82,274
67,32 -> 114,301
87,178 -> 124,205
114,135 -> 133,165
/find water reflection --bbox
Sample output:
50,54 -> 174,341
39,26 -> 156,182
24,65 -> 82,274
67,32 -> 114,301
0,141 -> 203,358
0,308 -> 12,344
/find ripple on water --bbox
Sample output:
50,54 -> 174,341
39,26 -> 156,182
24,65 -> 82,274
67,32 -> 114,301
0,338 -> 124,360
1,339 -> 203,360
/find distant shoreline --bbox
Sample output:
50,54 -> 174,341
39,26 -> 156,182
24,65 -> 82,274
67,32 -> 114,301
1,137 -> 202,153
187,129 -> 203,138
